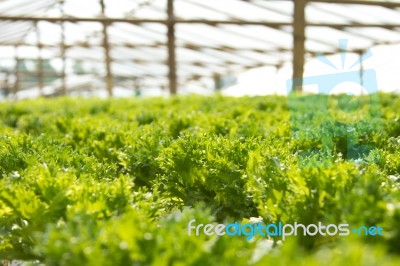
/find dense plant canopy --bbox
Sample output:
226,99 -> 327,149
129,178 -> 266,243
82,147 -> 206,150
0,94 -> 399,265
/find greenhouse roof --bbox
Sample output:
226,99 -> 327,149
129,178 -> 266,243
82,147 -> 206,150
0,0 -> 400,96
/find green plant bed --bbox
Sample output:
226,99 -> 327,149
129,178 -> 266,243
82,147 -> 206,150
0,94 -> 399,265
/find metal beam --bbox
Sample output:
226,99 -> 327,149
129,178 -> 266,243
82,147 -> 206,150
167,0 -> 177,95
293,0 -> 306,92
13,46 -> 19,100
0,16 -> 398,28
35,22 -> 44,96
60,0 -> 66,95
100,0 -> 113,97
0,41 -> 344,56
310,0 -> 400,8
0,16 -> 166,23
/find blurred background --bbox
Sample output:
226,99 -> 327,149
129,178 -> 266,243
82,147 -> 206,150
0,0 -> 400,100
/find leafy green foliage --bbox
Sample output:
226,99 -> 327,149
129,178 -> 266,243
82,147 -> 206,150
0,94 -> 399,265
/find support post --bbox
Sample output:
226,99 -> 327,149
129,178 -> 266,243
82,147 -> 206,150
60,0 -> 67,95
35,22 -> 44,96
133,77 -> 141,96
213,73 -> 222,93
167,0 -> 177,95
13,46 -> 19,100
100,0 -> 113,97
292,0 -> 306,92
358,50 -> 364,95
2,72 -> 10,97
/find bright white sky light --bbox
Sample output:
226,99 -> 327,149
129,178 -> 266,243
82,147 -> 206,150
225,43 -> 400,96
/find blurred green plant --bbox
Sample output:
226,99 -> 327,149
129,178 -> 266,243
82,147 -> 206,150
0,94 -> 399,265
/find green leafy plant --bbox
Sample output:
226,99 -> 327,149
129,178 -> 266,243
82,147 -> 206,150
0,94 -> 399,265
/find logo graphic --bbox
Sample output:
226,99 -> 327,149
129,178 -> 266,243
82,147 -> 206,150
187,219 -> 384,241
287,39 -> 381,168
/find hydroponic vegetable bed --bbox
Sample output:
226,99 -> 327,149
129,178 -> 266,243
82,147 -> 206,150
0,95 -> 399,265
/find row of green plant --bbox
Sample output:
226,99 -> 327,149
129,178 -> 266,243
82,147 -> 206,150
0,94 -> 399,265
